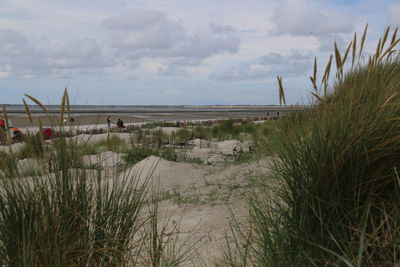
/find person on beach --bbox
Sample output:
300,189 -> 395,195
0,120 -> 6,144
0,119 -> 5,131
11,127 -> 24,143
116,118 -> 125,128
107,116 -> 111,129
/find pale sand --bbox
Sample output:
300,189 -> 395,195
1,130 -> 271,265
119,154 -> 271,264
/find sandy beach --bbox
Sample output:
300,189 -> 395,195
7,111 -> 277,129
3,104 -> 297,129
0,121 -> 273,264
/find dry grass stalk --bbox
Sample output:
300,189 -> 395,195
322,54 -> 333,97
106,131 -> 110,151
374,38 -> 382,61
60,88 -> 67,125
38,118 -> 43,138
2,105 -> 12,147
24,94 -> 49,114
310,57 -> 318,92
390,27 -> 398,45
352,32 -> 357,68
65,88 -> 71,122
311,92 -> 322,102
380,37 -> 400,60
22,99 -> 34,125
334,42 -> 342,76
342,41 -> 352,69
2,105 -> 10,130
381,26 -> 391,52
277,76 -> 286,105
359,24 -> 368,58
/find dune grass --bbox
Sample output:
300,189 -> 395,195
232,26 -> 400,266
0,134 -> 152,266
0,92 -> 197,266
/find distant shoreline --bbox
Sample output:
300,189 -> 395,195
2,105 -> 305,115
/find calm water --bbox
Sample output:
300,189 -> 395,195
3,104 -> 291,116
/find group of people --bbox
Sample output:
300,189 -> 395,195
107,116 -> 125,129
0,119 -> 24,144
1,116 -> 128,145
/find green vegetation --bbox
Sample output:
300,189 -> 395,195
0,135 -> 150,266
141,121 -> 180,129
16,134 -> 46,159
97,134 -> 126,151
122,145 -> 202,167
231,26 -> 400,266
0,91 -> 192,266
190,119 -> 277,142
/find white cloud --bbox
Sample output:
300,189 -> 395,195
210,23 -> 236,33
102,10 -> 240,71
389,5 -> 400,26
0,72 -> 10,78
318,34 -> 347,52
215,51 -> 312,82
215,63 -> 272,82
158,66 -> 188,76
0,0 -> 394,105
0,28 -> 113,78
102,10 -> 166,31
272,0 -> 354,36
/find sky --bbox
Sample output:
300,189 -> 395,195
0,0 -> 399,105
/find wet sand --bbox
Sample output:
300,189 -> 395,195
6,111 -> 275,128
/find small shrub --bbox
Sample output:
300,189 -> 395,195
16,134 -> 45,159
124,146 -> 154,165
175,129 -> 192,144
96,135 -> 125,152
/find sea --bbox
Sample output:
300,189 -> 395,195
2,104 -> 293,116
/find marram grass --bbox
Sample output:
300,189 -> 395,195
0,90 -> 193,266
229,26 -> 400,266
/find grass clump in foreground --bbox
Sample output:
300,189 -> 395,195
0,91 -> 193,266
230,26 -> 400,266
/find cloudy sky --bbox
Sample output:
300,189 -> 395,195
0,0 -> 399,105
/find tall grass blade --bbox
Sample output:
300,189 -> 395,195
352,32 -> 357,68
60,88 -> 67,125
380,37 -> 400,60
359,24 -> 368,58
322,54 -> 333,97
22,99 -> 34,125
391,27 -> 398,45
277,76 -> 286,105
65,88 -> 71,122
374,38 -> 382,61
334,42 -> 342,75
24,94 -> 49,114
381,26 -> 390,53
312,57 -> 317,92
2,105 -> 11,147
2,105 -> 10,131
356,204 -> 371,267
311,92 -> 322,102
342,41 -> 352,68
